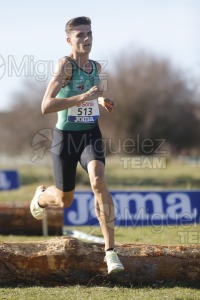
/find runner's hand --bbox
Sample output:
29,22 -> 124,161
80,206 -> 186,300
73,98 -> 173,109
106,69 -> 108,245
99,97 -> 116,112
84,85 -> 103,100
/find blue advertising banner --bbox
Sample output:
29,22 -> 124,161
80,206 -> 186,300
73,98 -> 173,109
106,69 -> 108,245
63,191 -> 200,227
0,170 -> 20,190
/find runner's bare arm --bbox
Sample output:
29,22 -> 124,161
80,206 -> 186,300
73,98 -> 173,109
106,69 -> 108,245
41,58 -> 103,114
95,61 -> 116,113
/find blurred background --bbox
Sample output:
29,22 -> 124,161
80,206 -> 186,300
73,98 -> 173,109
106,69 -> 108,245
0,0 -> 200,235
0,0 -> 200,156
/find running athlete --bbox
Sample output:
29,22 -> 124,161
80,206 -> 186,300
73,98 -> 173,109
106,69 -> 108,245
30,16 -> 124,274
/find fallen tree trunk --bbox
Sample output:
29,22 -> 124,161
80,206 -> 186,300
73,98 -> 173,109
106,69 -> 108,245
1,237 -> 200,286
0,203 -> 63,235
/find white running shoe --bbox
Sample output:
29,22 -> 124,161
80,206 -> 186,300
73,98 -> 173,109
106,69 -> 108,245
30,186 -> 46,220
104,250 -> 124,274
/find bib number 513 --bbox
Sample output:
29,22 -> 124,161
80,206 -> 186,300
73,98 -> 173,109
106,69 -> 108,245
77,107 -> 92,116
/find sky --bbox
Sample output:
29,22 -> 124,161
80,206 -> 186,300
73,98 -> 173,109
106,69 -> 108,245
0,0 -> 199,111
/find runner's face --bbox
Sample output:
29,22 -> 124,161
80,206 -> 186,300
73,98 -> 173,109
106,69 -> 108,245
67,25 -> 93,54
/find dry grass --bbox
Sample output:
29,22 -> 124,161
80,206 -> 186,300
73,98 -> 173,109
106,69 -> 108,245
1,155 -> 200,205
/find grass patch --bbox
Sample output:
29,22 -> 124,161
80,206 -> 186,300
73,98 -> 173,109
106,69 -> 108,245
105,156 -> 200,188
1,223 -> 200,245
1,155 -> 200,204
1,285 -> 200,300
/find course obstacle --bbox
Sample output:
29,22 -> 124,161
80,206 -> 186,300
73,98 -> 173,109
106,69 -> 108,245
1,237 -> 200,285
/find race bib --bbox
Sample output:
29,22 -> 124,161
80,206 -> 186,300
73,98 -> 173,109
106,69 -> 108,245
68,100 -> 99,123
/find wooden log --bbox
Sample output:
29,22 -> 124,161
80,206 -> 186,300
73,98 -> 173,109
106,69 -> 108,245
0,203 -> 63,235
1,237 -> 200,286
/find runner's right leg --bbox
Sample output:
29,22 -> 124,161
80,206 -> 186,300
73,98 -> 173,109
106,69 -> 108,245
30,128 -> 78,220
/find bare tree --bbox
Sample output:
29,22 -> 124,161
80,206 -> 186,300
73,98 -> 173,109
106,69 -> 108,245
0,80 -> 55,155
101,51 -> 200,155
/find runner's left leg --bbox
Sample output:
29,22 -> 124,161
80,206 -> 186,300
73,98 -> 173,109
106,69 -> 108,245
87,160 -> 115,251
87,159 -> 124,274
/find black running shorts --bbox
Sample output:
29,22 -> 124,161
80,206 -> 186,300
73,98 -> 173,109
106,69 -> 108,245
51,126 -> 105,192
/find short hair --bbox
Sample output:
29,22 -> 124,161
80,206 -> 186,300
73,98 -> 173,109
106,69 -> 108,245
65,16 -> 91,35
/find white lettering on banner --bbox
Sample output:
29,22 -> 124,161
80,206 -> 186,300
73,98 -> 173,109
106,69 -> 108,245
166,193 -> 197,219
114,193 -> 164,220
88,197 -> 97,219
67,194 -> 93,225
64,192 -> 198,226
0,172 -> 11,189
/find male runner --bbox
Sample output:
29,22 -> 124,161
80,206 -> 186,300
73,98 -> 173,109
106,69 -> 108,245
30,16 -> 124,274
